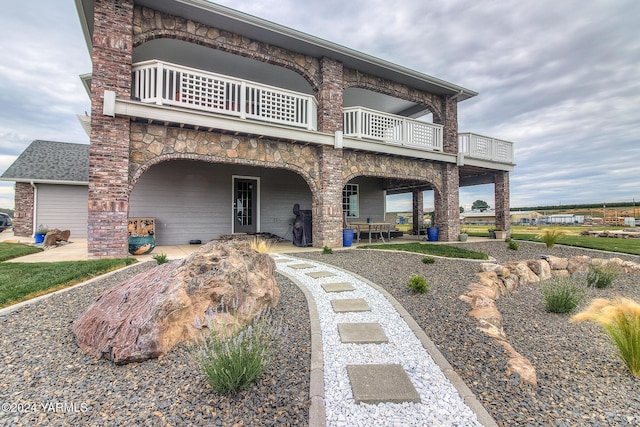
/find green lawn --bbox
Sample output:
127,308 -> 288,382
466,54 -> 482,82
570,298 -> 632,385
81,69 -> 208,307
358,242 -> 489,260
511,233 -> 640,256
0,242 -> 42,262
0,258 -> 137,308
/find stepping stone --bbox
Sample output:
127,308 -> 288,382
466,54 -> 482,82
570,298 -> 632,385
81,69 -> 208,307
331,298 -> 370,313
347,364 -> 421,404
306,271 -> 336,279
322,282 -> 355,293
338,323 -> 388,343
288,263 -> 316,269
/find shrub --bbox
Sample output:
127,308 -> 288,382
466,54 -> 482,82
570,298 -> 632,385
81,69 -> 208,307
421,256 -> 436,264
195,310 -> 283,393
537,229 -> 565,248
586,263 -> 621,289
572,298 -> 640,377
322,246 -> 333,254
250,237 -> 273,253
507,239 -> 519,251
407,275 -> 429,293
152,252 -> 169,265
541,277 -> 586,313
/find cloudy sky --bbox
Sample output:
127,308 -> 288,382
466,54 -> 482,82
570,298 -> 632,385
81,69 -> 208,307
0,0 -> 638,212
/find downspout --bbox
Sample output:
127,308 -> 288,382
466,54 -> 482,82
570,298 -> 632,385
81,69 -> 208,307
30,181 -> 37,236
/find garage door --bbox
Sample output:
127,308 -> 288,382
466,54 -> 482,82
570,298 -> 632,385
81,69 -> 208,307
36,184 -> 88,238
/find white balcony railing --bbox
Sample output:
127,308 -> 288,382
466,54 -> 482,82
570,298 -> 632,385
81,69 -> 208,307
132,60 -> 317,130
458,133 -> 514,164
343,107 -> 443,152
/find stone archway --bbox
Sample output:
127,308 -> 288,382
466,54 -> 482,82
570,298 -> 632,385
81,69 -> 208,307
132,6 -> 322,93
128,123 -> 320,195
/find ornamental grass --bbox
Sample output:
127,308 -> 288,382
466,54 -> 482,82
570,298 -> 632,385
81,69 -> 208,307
571,297 -> 640,377
541,276 -> 586,314
537,229 -> 565,248
194,309 -> 284,393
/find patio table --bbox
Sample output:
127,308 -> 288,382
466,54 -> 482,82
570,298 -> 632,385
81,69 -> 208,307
349,222 -> 392,244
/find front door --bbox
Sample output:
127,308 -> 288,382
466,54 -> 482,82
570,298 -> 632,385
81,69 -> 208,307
233,177 -> 258,234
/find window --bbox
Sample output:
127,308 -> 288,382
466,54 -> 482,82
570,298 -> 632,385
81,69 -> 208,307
343,184 -> 359,218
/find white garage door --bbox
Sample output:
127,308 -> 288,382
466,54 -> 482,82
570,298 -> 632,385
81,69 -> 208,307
36,184 -> 88,238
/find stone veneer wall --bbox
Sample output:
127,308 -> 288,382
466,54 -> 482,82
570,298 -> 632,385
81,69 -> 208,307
343,68 -> 445,122
87,0 -> 134,258
132,7 -> 322,92
13,182 -> 34,236
86,2 -> 470,255
129,123 -> 321,194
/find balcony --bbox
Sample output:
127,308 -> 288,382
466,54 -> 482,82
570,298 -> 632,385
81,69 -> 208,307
458,133 -> 514,164
343,107 -> 443,152
128,60 -> 512,169
132,60 -> 317,130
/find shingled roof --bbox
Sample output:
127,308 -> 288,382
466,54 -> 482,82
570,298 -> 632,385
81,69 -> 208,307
1,140 -> 89,183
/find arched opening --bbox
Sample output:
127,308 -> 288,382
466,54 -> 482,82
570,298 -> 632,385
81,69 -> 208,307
129,160 -> 312,245
133,38 -> 314,94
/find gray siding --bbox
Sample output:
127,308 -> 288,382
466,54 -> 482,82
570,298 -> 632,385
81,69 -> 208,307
36,184 -> 88,237
129,161 -> 311,245
349,177 -> 386,222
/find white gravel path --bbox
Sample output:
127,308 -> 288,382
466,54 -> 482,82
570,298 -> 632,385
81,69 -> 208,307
275,254 -> 485,427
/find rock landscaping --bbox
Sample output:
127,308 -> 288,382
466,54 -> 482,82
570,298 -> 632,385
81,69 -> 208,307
1,240 -> 639,426
73,240 -> 280,364
460,254 -> 640,387
299,241 -> 640,426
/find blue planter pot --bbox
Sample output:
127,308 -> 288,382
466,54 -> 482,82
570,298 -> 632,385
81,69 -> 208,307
34,233 -> 46,244
426,227 -> 439,242
128,235 -> 155,255
343,228 -> 354,247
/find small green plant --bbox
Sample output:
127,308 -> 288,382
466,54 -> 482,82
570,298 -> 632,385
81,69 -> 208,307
572,297 -> 640,377
322,246 -> 333,254
537,229 -> 565,248
586,263 -> 621,289
195,310 -> 283,393
407,275 -> 429,293
541,277 -> 586,313
421,256 -> 436,264
507,239 -> 519,250
152,252 -> 169,264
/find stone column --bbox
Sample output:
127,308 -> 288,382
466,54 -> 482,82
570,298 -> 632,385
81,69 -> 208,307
87,0 -> 134,258
435,163 -> 460,241
494,171 -> 511,236
441,96 -> 458,155
312,57 -> 344,247
412,189 -> 424,236
313,146 -> 343,248
317,57 -> 343,133
13,182 -> 34,236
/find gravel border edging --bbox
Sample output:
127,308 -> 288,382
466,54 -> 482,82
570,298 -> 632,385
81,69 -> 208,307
275,259 -> 327,427
319,259 -> 499,427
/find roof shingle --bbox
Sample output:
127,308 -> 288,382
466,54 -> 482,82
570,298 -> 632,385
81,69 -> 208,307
1,140 -> 89,183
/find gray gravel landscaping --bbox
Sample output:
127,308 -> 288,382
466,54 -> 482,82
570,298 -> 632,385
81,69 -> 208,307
0,262 -> 310,427
298,241 -> 640,427
1,241 -> 639,426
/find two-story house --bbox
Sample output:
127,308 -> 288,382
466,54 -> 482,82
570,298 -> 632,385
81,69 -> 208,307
4,0 -> 514,258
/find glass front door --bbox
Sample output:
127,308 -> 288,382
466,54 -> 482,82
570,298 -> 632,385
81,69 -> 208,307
233,178 -> 257,234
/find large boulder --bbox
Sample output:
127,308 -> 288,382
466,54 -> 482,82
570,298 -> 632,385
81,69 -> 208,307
73,240 -> 279,364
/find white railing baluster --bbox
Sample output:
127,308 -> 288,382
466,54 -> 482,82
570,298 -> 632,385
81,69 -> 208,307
342,106 -> 443,152
457,132 -> 514,164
